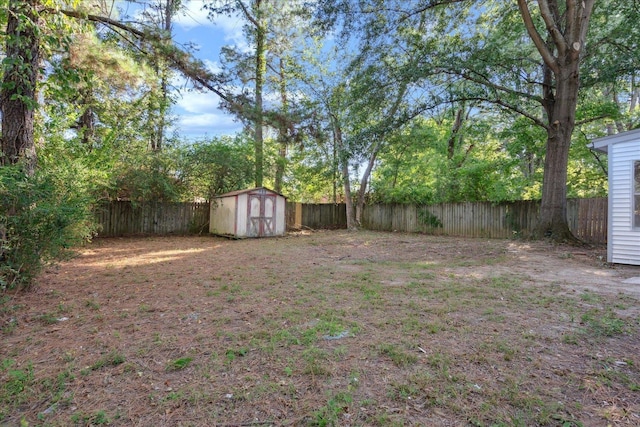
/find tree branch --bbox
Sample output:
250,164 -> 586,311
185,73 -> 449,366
57,7 -> 241,108
517,0 -> 560,74
236,0 -> 260,29
538,0 -> 567,57
442,68 -> 543,104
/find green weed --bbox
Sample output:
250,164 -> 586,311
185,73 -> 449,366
167,357 -> 194,371
378,343 -> 418,367
581,309 -> 627,337
85,299 -> 100,310
311,391 -> 353,426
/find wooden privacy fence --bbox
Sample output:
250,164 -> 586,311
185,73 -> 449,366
286,202 -> 347,230
95,201 -> 209,237
363,198 -> 607,243
295,198 -> 608,244
95,198 -> 607,243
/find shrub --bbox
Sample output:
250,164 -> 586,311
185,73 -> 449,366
0,164 -> 96,290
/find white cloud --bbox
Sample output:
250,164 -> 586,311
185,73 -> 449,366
173,1 -> 214,29
175,90 -> 221,114
174,111 -> 241,137
175,2 -> 246,44
178,112 -> 238,130
203,59 -> 222,74
172,90 -> 241,137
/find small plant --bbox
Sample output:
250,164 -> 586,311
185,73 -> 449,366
71,410 -> 110,425
378,343 -> 418,367
311,391 -> 353,426
36,312 -> 59,325
302,346 -> 330,376
85,299 -> 100,310
581,309 -> 627,337
90,350 -> 125,371
167,357 -> 193,371
225,347 -> 248,364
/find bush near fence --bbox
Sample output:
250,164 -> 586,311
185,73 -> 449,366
94,198 -> 607,244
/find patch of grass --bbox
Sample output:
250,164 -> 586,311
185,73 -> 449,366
302,346 -> 330,376
311,391 -> 353,426
83,350 -> 125,374
496,340 -> 517,361
225,347 -> 248,364
3,363 -> 33,398
35,312 -> 59,325
71,410 -> 110,425
85,299 -> 100,310
580,308 -> 627,337
167,357 -> 194,371
579,291 -> 601,304
378,343 -> 418,367
490,275 -> 522,289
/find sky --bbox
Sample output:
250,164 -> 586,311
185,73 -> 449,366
118,0 -> 246,140
171,1 -> 246,139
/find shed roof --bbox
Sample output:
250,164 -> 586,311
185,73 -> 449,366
213,187 -> 287,199
590,128 -> 640,154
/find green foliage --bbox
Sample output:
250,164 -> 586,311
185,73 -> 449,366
166,357 -> 193,371
178,134 -> 255,200
0,164 -> 95,290
371,117 -> 523,204
0,358 -> 33,410
114,149 -> 184,202
418,209 -> 443,228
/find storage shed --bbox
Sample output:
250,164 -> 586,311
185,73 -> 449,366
209,187 -> 287,238
591,128 -> 640,265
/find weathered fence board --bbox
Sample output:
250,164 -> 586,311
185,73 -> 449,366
95,201 -> 209,237
299,203 -> 347,229
97,198 -> 607,243
363,199 -> 607,242
298,198 -> 607,243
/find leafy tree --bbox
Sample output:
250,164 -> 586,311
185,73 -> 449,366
205,0 -> 312,190
178,134 -> 254,200
317,0 -> 630,241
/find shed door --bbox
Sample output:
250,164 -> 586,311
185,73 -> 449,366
247,191 -> 277,237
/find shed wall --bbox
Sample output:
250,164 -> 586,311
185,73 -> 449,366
210,189 -> 286,238
609,141 -> 640,265
237,193 -> 248,236
276,196 -> 286,235
209,195 -> 238,235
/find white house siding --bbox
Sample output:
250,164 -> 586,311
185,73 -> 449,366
609,141 -> 640,265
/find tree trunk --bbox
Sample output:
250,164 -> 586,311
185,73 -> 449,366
253,1 -> 266,188
447,107 -> 464,160
153,0 -> 176,152
331,117 -> 356,229
518,0 -> 595,242
537,69 -> 578,240
355,139 -> 381,226
342,156 -> 356,230
274,58 -> 289,193
1,0 -> 41,175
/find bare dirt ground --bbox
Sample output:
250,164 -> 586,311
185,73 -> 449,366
1,231 -> 640,426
